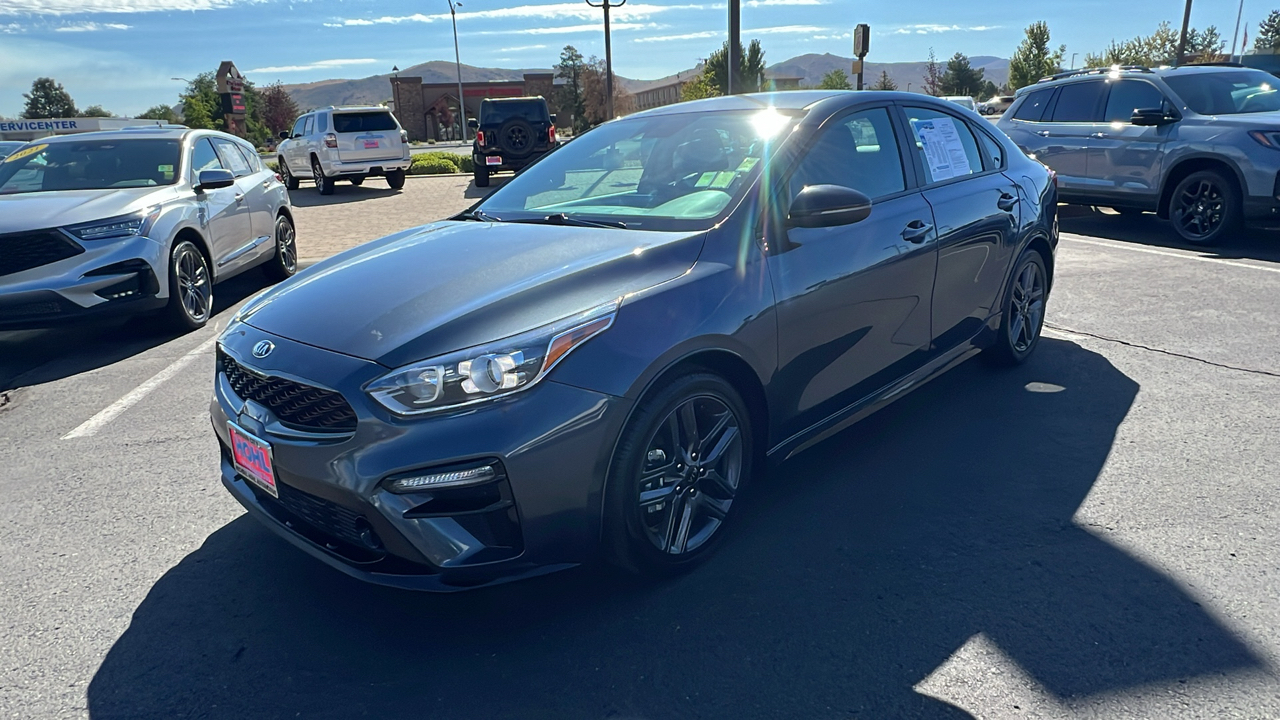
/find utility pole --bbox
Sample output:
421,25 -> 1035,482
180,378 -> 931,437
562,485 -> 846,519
586,0 -> 625,117
727,0 -> 740,94
1175,0 -> 1193,66
447,0 -> 468,142
1231,0 -> 1246,60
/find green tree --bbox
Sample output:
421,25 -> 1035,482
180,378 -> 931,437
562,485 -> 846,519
555,45 -> 589,133
922,48 -> 944,96
1009,21 -> 1065,89
79,105 -> 113,117
137,104 -> 178,123
21,77 -> 77,119
940,52 -> 986,97
704,39 -> 766,94
680,73 -> 721,101
1256,10 -> 1280,52
180,73 -> 222,131
818,69 -> 852,90
1084,22 -> 1225,67
978,80 -> 999,101
869,70 -> 897,91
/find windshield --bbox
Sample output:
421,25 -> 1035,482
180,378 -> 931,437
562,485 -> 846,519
475,107 -> 798,232
1164,70 -> 1280,115
481,100 -> 550,125
0,141 -> 25,158
0,138 -> 180,195
332,112 -> 398,133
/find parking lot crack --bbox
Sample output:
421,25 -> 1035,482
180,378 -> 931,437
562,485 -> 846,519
1046,323 -> 1280,380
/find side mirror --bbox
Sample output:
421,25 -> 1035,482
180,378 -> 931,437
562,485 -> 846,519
787,184 -> 873,228
279,130 -> 290,140
549,113 -> 558,124
195,168 -> 235,192
1131,108 -> 1177,126
467,118 -> 479,130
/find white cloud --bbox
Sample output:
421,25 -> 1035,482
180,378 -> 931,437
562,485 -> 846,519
634,30 -> 719,42
54,21 -> 130,31
497,44 -> 548,52
472,22 -> 658,36
1,0 -> 252,16
331,2 -> 712,27
892,24 -> 1000,35
248,58 -> 379,73
1,22 -> 24,33
812,32 -> 851,40
745,0 -> 823,5
747,25 -> 825,34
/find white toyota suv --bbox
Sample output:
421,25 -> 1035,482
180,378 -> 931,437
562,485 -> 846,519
276,106 -> 411,195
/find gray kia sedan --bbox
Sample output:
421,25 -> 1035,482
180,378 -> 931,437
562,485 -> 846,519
0,128 -> 297,330
214,91 -> 1058,590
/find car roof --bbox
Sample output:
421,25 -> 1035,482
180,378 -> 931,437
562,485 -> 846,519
630,90 -> 967,120
317,106 -> 392,113
26,127 -> 221,144
1024,63 -> 1256,93
482,96 -> 545,103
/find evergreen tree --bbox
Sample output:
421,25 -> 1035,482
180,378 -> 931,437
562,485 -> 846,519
137,105 -> 178,123
869,70 -> 897,91
705,39 -> 766,94
819,69 -> 853,90
940,53 -> 986,97
21,77 -> 77,119
1255,10 -> 1280,52
1008,22 -> 1065,89
79,105 -> 113,117
680,73 -> 721,101
555,45 -> 589,133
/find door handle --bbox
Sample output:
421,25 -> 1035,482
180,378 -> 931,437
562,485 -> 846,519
1035,130 -> 1051,137
997,192 -> 1020,212
262,179 -> 272,188
901,220 -> 933,244
1090,132 -> 1108,139
234,193 -> 245,203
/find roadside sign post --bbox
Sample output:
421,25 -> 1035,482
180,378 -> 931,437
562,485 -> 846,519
216,61 -> 247,138
586,0 -> 626,118
853,24 -> 870,90
728,0 -> 741,94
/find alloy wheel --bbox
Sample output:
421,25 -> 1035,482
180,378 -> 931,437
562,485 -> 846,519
278,219 -> 297,273
637,395 -> 743,556
1173,178 -> 1225,241
175,245 -> 211,323
1009,260 -> 1045,353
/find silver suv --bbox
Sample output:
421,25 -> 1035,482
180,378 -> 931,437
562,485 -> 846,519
998,64 -> 1280,244
277,106 -> 410,195
0,128 -> 296,330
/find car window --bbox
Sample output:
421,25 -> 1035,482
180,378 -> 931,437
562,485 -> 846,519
190,138 -> 224,182
976,130 -> 1004,170
303,115 -> 315,136
332,112 -> 398,133
235,144 -> 261,172
1104,80 -> 1168,122
290,117 -> 306,138
788,107 -> 905,201
1163,69 -> 1280,115
480,101 -> 551,125
1050,81 -> 1106,122
0,139 -> 181,194
1012,88 -> 1056,122
317,113 -> 328,133
212,138 -> 252,178
904,106 -> 983,184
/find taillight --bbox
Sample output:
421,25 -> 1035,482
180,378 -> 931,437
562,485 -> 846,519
476,130 -> 485,146
324,133 -> 337,149
548,126 -> 557,144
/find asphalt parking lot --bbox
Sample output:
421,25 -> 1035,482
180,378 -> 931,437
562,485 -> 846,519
1,177 -> 1278,718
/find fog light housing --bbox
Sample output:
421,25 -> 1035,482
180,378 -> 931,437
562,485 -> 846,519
385,463 -> 498,493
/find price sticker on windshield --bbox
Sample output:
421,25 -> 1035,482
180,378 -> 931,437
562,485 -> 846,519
2,144 -> 46,163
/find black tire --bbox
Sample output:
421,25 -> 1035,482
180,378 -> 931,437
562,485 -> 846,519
1168,169 -> 1239,245
164,240 -> 212,332
312,157 -> 334,195
474,164 -> 490,188
498,119 -> 536,158
985,248 -> 1048,367
385,169 -> 405,190
603,372 -> 755,577
349,176 -> 364,186
261,214 -> 298,283
279,157 -> 299,190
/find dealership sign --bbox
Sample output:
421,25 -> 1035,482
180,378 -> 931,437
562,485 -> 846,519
0,119 -> 90,133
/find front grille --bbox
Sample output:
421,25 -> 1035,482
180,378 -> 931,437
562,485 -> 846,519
219,350 -> 358,432
0,231 -> 84,278
275,482 -> 373,550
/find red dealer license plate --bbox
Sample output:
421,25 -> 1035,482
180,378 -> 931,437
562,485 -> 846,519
364,139 -> 380,149
229,422 -> 278,498
486,156 -> 502,166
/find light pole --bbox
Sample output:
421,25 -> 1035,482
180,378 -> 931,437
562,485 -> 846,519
586,0 -> 625,119
1230,0 -> 1246,60
447,0 -> 468,142
906,82 -> 912,92
1070,52 -> 1077,69
1175,0 -> 1193,66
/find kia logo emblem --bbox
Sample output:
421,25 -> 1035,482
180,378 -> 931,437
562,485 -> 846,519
252,340 -> 274,358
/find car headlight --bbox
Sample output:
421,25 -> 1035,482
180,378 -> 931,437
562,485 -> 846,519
65,206 -> 161,241
365,301 -> 618,415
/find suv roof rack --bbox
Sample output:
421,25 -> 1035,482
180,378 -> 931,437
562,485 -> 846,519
1178,61 -> 1244,68
1037,65 -> 1155,83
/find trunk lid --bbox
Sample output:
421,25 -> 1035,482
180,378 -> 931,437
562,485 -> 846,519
332,110 -> 404,163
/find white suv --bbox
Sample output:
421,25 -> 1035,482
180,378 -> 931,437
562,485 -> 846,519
277,106 -> 411,195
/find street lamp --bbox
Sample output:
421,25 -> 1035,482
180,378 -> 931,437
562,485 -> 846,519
447,0 -> 468,142
906,82 -> 912,92
586,0 -> 626,119
1070,52 -> 1077,69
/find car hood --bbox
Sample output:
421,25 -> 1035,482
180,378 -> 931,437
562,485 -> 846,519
0,187 -> 179,235
241,220 -> 706,368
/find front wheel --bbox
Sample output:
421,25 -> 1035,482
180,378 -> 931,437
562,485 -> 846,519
279,158 -> 299,190
1169,170 -> 1239,245
604,373 -> 754,577
984,248 -> 1048,367
312,158 -> 334,195
261,214 -> 298,282
385,169 -> 405,190
164,240 -> 212,331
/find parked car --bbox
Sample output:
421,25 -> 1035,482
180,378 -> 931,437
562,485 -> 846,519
469,96 -> 558,187
998,64 -> 1280,244
0,141 -> 26,159
942,95 -> 977,112
0,128 -> 296,330
276,106 -> 410,195
213,91 -> 1057,591
983,96 -> 1016,115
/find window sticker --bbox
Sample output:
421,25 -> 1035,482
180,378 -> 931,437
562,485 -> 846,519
710,171 -> 736,189
735,157 -> 760,173
2,144 -> 46,163
694,172 -> 717,188
910,118 -> 972,181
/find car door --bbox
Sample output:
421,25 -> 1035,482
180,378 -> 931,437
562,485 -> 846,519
765,105 -> 938,441
901,104 -> 1021,352
222,140 -> 275,246
190,137 -> 250,271
1035,80 -> 1107,194
206,137 -> 257,272
284,116 -> 307,175
1087,78 -> 1174,206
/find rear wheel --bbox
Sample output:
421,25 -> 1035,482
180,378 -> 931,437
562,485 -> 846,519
386,169 -> 405,190
164,240 -> 212,331
474,164 -> 490,188
985,248 -> 1047,367
312,157 -> 334,195
348,176 -> 364,186
261,214 -> 298,282
1169,170 -> 1239,245
279,158 -> 299,190
604,372 -> 754,577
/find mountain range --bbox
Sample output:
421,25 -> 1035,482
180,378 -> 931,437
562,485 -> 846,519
280,53 -> 1011,110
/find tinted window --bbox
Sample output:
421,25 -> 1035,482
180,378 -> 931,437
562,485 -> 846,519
1164,69 -> 1280,115
480,100 -> 550,125
212,138 -> 251,177
1051,81 -> 1106,122
236,144 -> 261,172
1013,88 -> 1055,122
290,117 -> 306,138
904,106 -> 983,184
0,139 -> 181,194
303,115 -> 315,136
317,113 -> 328,132
1104,80 -> 1168,122
332,112 -> 398,133
190,138 -> 224,182
789,107 -> 905,200
976,130 -> 1004,169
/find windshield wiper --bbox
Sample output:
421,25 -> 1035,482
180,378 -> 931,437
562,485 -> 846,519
523,213 -> 627,230
457,209 -> 502,222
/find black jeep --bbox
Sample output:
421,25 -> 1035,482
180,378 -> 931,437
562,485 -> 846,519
469,96 -> 557,187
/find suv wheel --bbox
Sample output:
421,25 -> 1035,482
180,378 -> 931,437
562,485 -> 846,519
312,157 -> 334,196
474,163 -> 490,188
279,158 -> 299,190
1169,170 -> 1238,245
386,169 -> 406,190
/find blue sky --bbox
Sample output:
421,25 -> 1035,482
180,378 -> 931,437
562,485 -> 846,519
0,0 -> 1261,117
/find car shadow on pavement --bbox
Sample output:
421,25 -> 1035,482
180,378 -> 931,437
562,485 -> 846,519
464,178 -> 506,199
287,184 -> 402,208
1058,205 -> 1280,264
0,269 -> 273,392
86,339 -> 1264,719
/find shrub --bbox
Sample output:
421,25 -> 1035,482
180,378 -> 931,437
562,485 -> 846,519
426,138 -> 437,145
454,154 -> 474,173
266,160 -> 279,173
409,154 -> 459,175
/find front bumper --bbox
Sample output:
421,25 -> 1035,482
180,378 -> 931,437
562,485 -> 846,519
212,323 -> 632,591
0,230 -> 166,329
